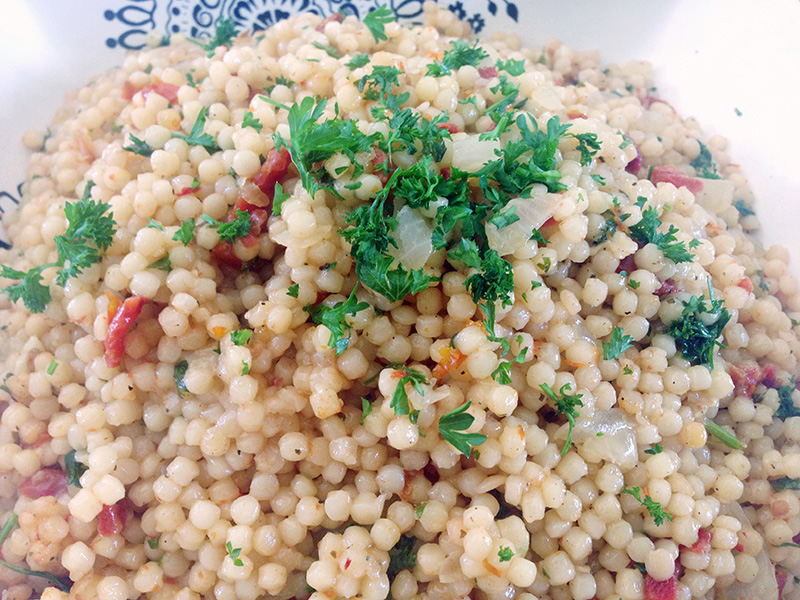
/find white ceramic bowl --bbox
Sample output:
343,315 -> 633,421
2,0 -> 799,271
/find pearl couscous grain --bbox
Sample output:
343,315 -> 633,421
0,5 -> 797,600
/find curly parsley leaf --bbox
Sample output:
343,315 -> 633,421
602,327 -> 634,360
64,449 -> 87,488
540,383 -> 583,455
644,444 -> 663,455
570,132 -> 601,166
242,111 -> 263,132
0,266 -> 51,313
665,280 -> 730,367
147,255 -> 172,272
307,286 -> 369,355
427,40 -> 488,77
623,486 -> 673,526
311,41 -> 341,58
173,107 -> 221,153
733,199 -> 755,217
387,535 -> 417,578
775,382 -> 800,420
361,397 -> 373,425
202,210 -> 252,243
771,477 -> 800,492
346,53 -> 370,69
195,18 -> 239,57
691,141 -> 721,179
498,546 -> 515,562
226,541 -> 244,567
173,218 -> 195,246
496,58 -> 525,76
488,205 -> 520,229
287,283 -> 299,299
628,206 -> 693,264
230,329 -> 253,346
438,401 -> 487,457
363,4 -> 394,43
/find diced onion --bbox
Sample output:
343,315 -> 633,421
389,206 -> 433,270
694,178 -> 735,214
451,135 -> 501,172
572,408 -> 638,469
486,195 -> 555,256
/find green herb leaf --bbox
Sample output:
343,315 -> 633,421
123,134 -> 154,157
363,5 -> 394,43
488,205 -> 520,230
147,219 -> 164,230
287,284 -> 299,298
427,40 -> 488,77
147,538 -> 160,550
202,209 -> 252,242
492,347 -> 527,384
46,359 -> 58,375
622,365 -> 633,375
438,401 -> 487,457
389,367 -> 428,417
498,546 -> 515,562
64,449 -> 87,487
226,541 -> 244,567
346,53 -> 370,69
628,206 -> 693,264
387,535 -> 416,578
241,360 -> 250,375
733,199 -> 755,217
311,41 -> 341,58
644,444 -> 663,455
196,18 -> 239,57
173,218 -> 196,246
623,486 -> 673,526
665,279 -> 730,367
540,383 -> 583,455
272,181 -> 290,216
0,265 -> 51,314
496,58 -> 525,76
414,502 -> 427,518
230,329 -> 253,346
0,513 -> 72,591
147,255 -> 172,272
704,420 -> 741,449
307,286 -> 369,355
242,111 -> 263,132
360,397 -> 373,425
173,107 -> 221,153
530,229 -> 549,245
771,477 -> 800,492
173,359 -> 189,398
691,141 -> 721,179
602,327 -> 634,360
775,383 -> 800,420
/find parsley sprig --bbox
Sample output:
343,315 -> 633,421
628,206 -> 693,264
192,18 -> 239,57
363,5 -> 395,43
306,287 -> 369,355
174,107 -> 221,153
201,210 -> 252,242
691,141 -> 721,179
390,366 -> 428,417
427,40 -> 488,77
540,383 -> 583,455
623,486 -> 673,527
665,279 -> 730,367
226,541 -> 244,567
1,181 -> 116,313
602,327 -> 634,360
438,401 -> 487,457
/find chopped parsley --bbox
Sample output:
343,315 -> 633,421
602,327 -> 634,360
622,366 -> 633,375
591,174 -> 606,185
496,58 -> 525,76
173,107 -> 221,153
414,502 -> 427,518
147,538 -> 160,550
0,514 -> 72,591
491,347 -> 527,384
623,486 -> 672,527
346,53 -> 370,69
774,382 -> 800,420
771,477 -> 800,492
287,284 -> 299,298
691,141 -> 721,179
311,41 -> 341,58
387,535 -> 416,579
201,210 -> 252,242
390,366 -> 427,417
147,219 -> 164,230
241,361 -> 250,375
242,111 -> 263,132
230,329 -> 253,346
427,40 -> 488,77
733,199 -> 755,217
1,180 -> 116,313
272,181 -> 290,216
46,359 -> 58,375
628,206 -> 693,263
194,18 -> 238,57
628,279 -> 640,289
704,420 -> 741,449
540,383 -> 583,455
173,218 -> 195,246
147,255 -> 172,272
64,449 -> 87,488
123,134 -> 154,157
226,541 -> 244,567
498,546 -> 515,562
438,401 -> 487,458
644,444 -> 663,455
360,397 -> 373,425
174,360 -> 189,398
306,286 -> 369,355
530,230 -> 548,245
487,205 -> 520,229
363,5 -> 394,43
665,280 -> 730,367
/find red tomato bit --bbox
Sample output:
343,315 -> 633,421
650,165 -> 704,195
104,296 -> 146,368
644,574 -> 677,600
97,500 -> 128,536
253,147 -> 291,201
20,468 -> 68,499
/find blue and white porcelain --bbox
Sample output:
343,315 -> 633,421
2,1 -> 799,267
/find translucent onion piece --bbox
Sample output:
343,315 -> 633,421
694,177 -> 735,214
572,408 -> 637,469
451,135 -> 501,173
486,195 -> 555,256
389,206 -> 433,270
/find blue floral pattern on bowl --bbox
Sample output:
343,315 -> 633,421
103,0 -> 519,49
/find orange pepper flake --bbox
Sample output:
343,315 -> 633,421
518,425 -> 525,440
432,347 -> 466,380
532,340 -> 543,357
106,291 -> 122,321
212,326 -> 227,338
483,558 -> 502,577
561,359 -> 587,369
